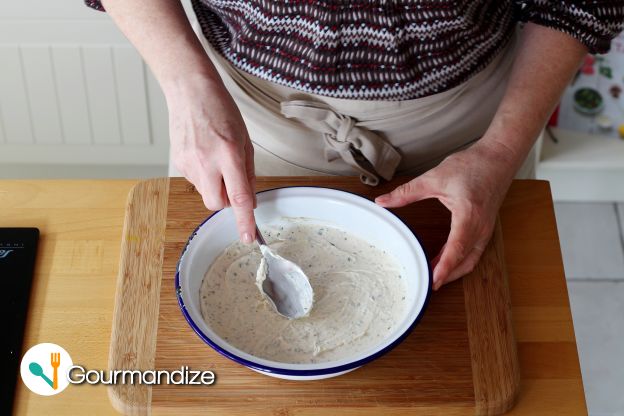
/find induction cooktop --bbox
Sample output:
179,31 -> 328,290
1,228 -> 39,414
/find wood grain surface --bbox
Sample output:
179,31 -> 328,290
109,177 -> 519,415
4,179 -> 586,415
108,178 -> 170,415
5,180 -> 139,416
463,219 -> 520,415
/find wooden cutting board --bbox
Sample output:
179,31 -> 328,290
108,177 -> 519,416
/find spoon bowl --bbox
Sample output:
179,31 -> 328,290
29,362 -> 43,376
28,361 -> 54,388
255,226 -> 314,319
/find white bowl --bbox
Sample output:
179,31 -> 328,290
175,187 -> 431,380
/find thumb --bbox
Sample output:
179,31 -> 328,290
375,177 -> 433,208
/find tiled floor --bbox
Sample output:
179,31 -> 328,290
554,202 -> 624,416
555,203 -> 624,279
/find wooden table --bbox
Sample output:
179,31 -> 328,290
4,179 -> 587,415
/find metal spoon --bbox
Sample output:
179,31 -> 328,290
254,225 -> 314,319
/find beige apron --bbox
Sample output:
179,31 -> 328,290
169,17 -> 536,182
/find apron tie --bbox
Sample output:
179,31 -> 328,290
280,100 -> 402,186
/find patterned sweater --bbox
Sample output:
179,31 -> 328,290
85,0 -> 624,100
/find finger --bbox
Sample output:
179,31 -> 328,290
196,170 -> 228,211
245,139 -> 257,209
442,223 -> 495,287
432,210 -> 475,290
221,156 -> 256,244
430,242 -> 446,270
220,178 -> 229,207
441,245 -> 487,289
375,177 -> 434,208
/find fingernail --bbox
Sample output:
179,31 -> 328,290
242,232 -> 252,244
375,195 -> 389,204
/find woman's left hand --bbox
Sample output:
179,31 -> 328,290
375,140 -> 518,291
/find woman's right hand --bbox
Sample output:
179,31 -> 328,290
167,75 -> 257,243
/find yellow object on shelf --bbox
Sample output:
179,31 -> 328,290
619,123 -> 624,139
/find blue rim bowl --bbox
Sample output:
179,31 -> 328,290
175,186 -> 432,378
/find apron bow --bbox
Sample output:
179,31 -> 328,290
281,100 -> 401,186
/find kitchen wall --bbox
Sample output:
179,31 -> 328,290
0,1 -> 172,178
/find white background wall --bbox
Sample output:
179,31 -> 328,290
0,1 -> 172,178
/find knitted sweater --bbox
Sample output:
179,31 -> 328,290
85,0 -> 624,100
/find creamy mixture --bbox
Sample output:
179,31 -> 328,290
199,218 -> 407,364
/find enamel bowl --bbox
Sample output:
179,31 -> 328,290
175,187 -> 431,380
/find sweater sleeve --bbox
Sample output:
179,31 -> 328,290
84,0 -> 105,12
514,1 -> 624,54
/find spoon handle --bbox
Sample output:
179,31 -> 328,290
29,366 -> 54,388
255,225 -> 267,246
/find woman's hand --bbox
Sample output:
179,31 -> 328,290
167,75 -> 257,243
373,23 -> 589,290
101,0 -> 258,244
375,140 -> 517,290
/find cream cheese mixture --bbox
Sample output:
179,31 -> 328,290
199,218 -> 407,364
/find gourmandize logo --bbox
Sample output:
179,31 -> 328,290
20,343 -> 217,394
0,249 -> 13,259
20,343 -> 73,396
29,352 -> 61,390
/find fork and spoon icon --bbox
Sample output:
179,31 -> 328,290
28,352 -> 61,389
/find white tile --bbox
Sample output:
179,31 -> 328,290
554,203 -> 624,279
568,281 -> 624,415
